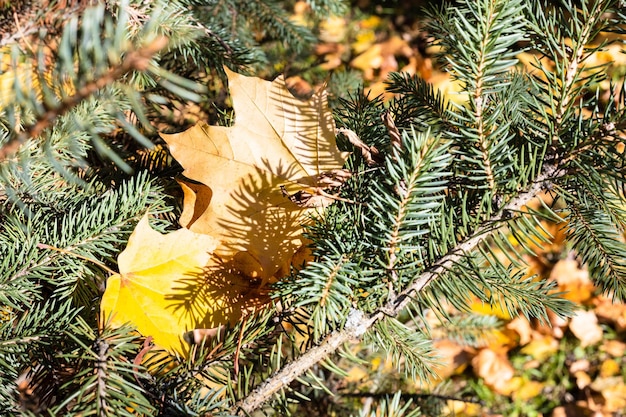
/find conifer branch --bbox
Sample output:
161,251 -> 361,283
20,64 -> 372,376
472,1 -> 497,192
544,0 -> 609,148
233,163 -> 564,415
36,243 -> 117,275
0,36 -> 168,162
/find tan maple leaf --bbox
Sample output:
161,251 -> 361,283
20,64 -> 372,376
162,68 -> 349,282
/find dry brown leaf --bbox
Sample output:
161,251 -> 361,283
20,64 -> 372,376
600,339 -> 626,357
594,296 -> 626,331
471,348 -> 515,395
162,69 -> 349,282
575,371 -> 592,390
591,376 -> 626,413
570,358 -> 591,373
431,339 -> 471,380
506,316 -> 533,345
336,127 -> 381,166
550,259 -> 595,303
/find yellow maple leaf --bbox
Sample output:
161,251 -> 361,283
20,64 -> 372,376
161,68 -> 349,282
101,215 -> 268,355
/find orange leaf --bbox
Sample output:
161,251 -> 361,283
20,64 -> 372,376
549,259 -> 594,303
569,310 -> 603,348
471,348 -> 515,395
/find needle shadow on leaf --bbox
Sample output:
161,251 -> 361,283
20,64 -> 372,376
164,256 -> 271,333
213,159 -> 311,284
268,84 -> 343,175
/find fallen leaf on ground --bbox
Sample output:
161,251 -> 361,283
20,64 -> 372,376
431,339 -> 471,380
520,333 -> 559,361
550,259 -> 594,303
600,339 -> 626,357
471,348 -> 515,395
599,358 -> 620,377
590,376 -> 626,413
570,310 -> 603,347
101,215 -> 269,355
162,69 -> 349,283
594,296 -> 626,331
507,316 -> 533,345
510,376 -> 544,401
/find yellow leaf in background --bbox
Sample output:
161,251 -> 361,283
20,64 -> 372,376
511,376 -> 544,401
444,400 -> 482,416
599,358 -> 620,378
162,69 -> 349,283
100,215 -> 268,356
520,334 -> 559,361
468,297 -> 512,320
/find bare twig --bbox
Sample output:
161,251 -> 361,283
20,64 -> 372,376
0,36 -> 168,162
232,163 -> 563,416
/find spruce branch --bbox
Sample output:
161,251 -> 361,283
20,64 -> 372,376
36,243 -> 117,275
528,0 -> 612,150
0,36 -> 168,162
466,0 -> 500,192
233,163 -> 564,415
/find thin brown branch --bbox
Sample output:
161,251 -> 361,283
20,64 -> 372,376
0,36 -> 168,162
232,163 -> 564,416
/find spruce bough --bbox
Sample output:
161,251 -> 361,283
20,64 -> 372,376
1,0 -> 626,415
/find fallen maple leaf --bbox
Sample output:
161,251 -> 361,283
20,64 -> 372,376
102,70 -> 347,356
162,69 -> 349,282
101,215 -> 268,355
